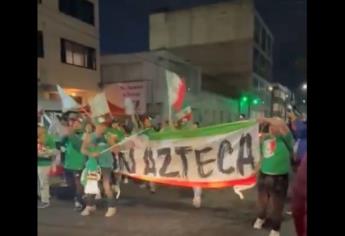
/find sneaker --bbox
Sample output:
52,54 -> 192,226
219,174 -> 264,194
38,202 -> 50,209
268,230 -> 280,236
89,205 -> 96,212
105,207 -> 117,217
81,206 -> 96,216
192,196 -> 201,208
112,185 -> 121,199
149,183 -> 156,194
139,183 -> 147,189
123,177 -> 129,184
112,185 -> 120,193
253,218 -> 265,230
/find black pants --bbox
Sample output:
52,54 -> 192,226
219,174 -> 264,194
257,172 -> 289,231
113,152 -> 127,186
85,168 -> 116,208
64,169 -> 83,204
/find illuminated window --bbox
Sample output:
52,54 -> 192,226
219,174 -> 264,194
61,39 -> 96,70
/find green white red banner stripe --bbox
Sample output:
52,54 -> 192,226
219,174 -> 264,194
118,121 -> 260,190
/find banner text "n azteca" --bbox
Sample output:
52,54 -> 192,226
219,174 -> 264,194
118,123 -> 259,188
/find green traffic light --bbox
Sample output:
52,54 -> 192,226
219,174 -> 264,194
241,96 -> 248,102
253,99 -> 259,105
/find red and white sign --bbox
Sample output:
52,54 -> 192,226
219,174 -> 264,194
104,81 -> 147,115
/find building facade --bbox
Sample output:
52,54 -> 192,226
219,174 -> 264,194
38,0 -> 100,107
101,51 -> 239,126
149,0 -> 273,118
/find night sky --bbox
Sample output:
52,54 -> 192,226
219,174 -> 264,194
99,0 -> 306,90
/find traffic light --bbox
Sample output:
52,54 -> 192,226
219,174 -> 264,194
252,98 -> 260,105
241,96 -> 248,103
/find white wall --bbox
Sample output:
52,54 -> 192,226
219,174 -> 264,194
38,0 -> 100,104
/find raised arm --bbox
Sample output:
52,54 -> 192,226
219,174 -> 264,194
81,133 -> 99,158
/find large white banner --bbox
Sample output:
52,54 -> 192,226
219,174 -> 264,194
118,124 -> 259,188
104,81 -> 147,114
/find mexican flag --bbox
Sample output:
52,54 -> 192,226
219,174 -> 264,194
166,70 -> 186,111
56,85 -> 80,112
88,92 -> 111,118
176,106 -> 192,122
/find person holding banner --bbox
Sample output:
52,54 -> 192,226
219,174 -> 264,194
288,111 -> 307,167
190,121 -> 203,208
107,119 -> 126,192
63,117 -> 86,211
138,115 -> 157,193
254,117 -> 294,236
175,117 -> 203,208
37,125 -> 57,209
81,117 -> 117,217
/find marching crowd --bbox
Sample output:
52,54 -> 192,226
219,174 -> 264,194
37,110 -> 307,236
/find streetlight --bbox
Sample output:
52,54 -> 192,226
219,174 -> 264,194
268,86 -> 273,91
302,83 -> 307,90
302,99 -> 306,104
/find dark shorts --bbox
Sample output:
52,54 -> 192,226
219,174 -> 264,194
64,169 -> 83,185
112,152 -> 124,172
100,167 -> 113,183
258,172 -> 289,198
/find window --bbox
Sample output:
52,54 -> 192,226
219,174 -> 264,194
59,0 -> 94,25
267,36 -> 272,56
253,77 -> 259,89
273,103 -> 279,112
253,48 -> 260,73
61,39 -> 96,70
254,16 -> 261,44
220,111 -> 224,123
38,31 -> 44,58
261,29 -> 267,52
273,90 -> 280,98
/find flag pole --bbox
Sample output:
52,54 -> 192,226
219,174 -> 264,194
168,95 -> 173,128
166,72 -> 173,128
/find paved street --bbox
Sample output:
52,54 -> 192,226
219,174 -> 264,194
38,182 -> 296,236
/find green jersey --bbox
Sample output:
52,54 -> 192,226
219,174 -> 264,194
106,128 -> 125,143
89,133 -> 113,168
260,134 -> 291,175
64,131 -> 86,171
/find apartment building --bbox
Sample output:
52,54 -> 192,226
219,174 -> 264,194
38,0 -> 100,108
